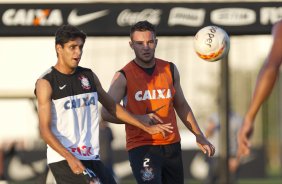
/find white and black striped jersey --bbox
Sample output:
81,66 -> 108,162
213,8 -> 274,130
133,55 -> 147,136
38,66 -> 100,164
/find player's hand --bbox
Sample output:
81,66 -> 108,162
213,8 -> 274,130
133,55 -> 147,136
136,113 -> 163,125
66,153 -> 85,175
195,134 -> 215,157
144,123 -> 173,137
237,118 -> 254,157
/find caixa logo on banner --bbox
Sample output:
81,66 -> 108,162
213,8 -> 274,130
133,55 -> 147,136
1,8 -> 109,26
2,9 -> 63,26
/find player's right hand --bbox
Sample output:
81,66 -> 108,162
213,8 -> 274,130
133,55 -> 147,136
66,154 -> 85,175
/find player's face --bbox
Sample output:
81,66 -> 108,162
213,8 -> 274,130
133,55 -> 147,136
130,30 -> 157,66
57,37 -> 84,72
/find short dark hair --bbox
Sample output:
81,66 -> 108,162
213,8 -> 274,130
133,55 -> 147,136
55,25 -> 86,47
130,20 -> 156,40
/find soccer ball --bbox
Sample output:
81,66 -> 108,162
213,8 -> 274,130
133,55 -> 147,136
193,25 -> 230,62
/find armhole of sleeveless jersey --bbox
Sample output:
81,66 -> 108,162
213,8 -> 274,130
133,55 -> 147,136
169,62 -> 175,85
119,69 -> 126,79
118,69 -> 127,97
34,77 -> 48,97
87,69 -> 97,92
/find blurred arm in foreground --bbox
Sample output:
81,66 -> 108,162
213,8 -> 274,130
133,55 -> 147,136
237,20 -> 282,157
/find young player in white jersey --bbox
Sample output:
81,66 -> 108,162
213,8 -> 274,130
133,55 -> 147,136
35,25 -> 173,184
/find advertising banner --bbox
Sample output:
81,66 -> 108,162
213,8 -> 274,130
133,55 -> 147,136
0,2 -> 281,36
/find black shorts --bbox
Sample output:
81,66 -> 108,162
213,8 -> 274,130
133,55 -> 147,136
48,159 -> 116,184
128,142 -> 184,184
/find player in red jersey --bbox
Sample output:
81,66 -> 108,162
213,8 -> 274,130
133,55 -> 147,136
102,20 -> 215,184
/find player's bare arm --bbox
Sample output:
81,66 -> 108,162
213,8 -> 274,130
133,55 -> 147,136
36,79 -> 85,174
172,65 -> 215,157
238,20 -> 282,157
93,72 -> 173,136
101,72 -> 127,124
101,72 -> 163,125
245,21 -> 282,125
100,71 -> 153,125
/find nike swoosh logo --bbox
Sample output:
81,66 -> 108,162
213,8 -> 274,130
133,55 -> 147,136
146,105 -> 166,114
68,9 -> 109,26
59,84 -> 67,90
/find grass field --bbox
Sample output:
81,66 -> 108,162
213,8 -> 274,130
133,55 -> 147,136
238,178 -> 282,184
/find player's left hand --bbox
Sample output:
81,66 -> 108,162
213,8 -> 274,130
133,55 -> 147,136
144,123 -> 173,137
136,113 -> 163,125
195,135 -> 215,157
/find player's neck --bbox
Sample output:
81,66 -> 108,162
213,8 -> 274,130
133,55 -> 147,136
133,58 -> 155,68
54,63 -> 76,75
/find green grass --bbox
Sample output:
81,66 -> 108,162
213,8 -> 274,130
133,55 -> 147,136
238,178 -> 282,184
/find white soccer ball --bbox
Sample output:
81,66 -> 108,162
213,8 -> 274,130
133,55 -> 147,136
193,25 -> 230,62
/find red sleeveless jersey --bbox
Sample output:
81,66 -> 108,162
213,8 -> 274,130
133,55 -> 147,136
122,58 -> 181,150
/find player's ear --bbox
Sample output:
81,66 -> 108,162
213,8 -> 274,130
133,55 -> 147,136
56,44 -> 62,53
129,41 -> 133,49
155,39 -> 158,46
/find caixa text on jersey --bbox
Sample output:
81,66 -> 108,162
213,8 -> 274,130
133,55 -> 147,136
64,96 -> 96,110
